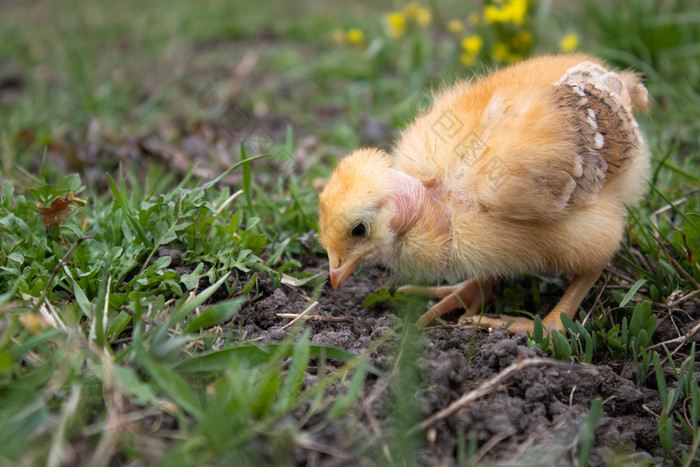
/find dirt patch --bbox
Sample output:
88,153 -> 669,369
223,258 -> 699,465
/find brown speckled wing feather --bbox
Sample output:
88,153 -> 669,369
475,61 -> 647,221
555,61 -> 647,206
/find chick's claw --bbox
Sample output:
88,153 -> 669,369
461,315 -> 542,335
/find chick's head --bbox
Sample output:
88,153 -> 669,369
319,148 -> 399,290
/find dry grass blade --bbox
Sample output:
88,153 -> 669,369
667,289 -> 700,309
88,351 -> 124,467
281,301 -> 319,330
33,236 -> 91,314
277,312 -> 350,323
646,320 -> 700,351
215,189 -> 244,215
48,384 -> 82,467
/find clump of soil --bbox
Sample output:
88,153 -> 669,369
226,259 -> 699,466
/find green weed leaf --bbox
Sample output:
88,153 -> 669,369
184,297 -> 247,333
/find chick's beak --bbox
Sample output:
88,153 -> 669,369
328,251 -> 360,290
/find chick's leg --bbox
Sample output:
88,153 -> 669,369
462,271 -> 602,335
398,279 -> 496,328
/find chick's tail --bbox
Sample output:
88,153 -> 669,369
556,61 -> 649,186
618,70 -> 650,113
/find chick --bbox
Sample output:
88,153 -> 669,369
319,54 -> 649,334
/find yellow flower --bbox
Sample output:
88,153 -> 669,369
462,35 -> 484,54
503,0 -> 528,24
492,42 -> 509,61
560,33 -> 579,52
447,19 -> 464,34
404,2 -> 420,18
415,7 -> 432,26
484,5 -> 503,23
385,12 -> 407,38
484,0 -> 529,24
460,52 -> 476,66
402,3 -> 430,25
346,28 -> 365,45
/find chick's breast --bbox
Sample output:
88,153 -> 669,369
392,54 -> 650,281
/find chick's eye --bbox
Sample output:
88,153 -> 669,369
351,222 -> 367,238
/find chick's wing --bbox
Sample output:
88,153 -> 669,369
462,61 -> 646,222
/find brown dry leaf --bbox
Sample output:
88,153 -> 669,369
38,191 -> 87,227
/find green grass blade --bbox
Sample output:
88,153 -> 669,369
139,352 -> 203,419
277,330 -> 311,410
107,174 -> 153,247
618,279 -> 647,308
183,297 -> 246,334
169,272 -> 230,324
578,397 -> 603,466
329,362 -> 368,419
651,185 -> 700,233
64,266 -> 93,320
240,143 -> 254,218
200,152 -> 269,189
174,343 -> 376,374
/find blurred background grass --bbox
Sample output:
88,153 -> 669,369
2,0 -> 697,180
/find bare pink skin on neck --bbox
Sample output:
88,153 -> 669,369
389,169 -> 450,237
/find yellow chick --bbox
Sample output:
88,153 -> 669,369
319,54 -> 650,334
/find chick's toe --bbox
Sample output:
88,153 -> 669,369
401,279 -> 496,328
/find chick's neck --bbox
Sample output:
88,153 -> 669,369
389,169 -> 452,267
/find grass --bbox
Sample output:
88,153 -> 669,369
0,0 -> 699,464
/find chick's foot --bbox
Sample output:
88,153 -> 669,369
460,271 -> 602,336
398,279 -> 496,328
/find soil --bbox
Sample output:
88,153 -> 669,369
223,256 -> 700,466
